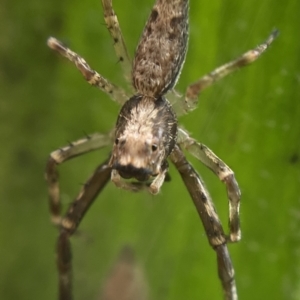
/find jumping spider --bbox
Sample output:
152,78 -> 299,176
46,0 -> 278,299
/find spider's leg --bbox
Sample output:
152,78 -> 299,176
170,145 -> 237,300
101,0 -> 132,84
47,37 -> 128,105
171,30 -> 279,115
177,128 -> 241,242
45,133 -> 112,225
57,158 -> 112,300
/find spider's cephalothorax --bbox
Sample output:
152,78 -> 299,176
46,0 -> 277,299
110,95 -> 177,182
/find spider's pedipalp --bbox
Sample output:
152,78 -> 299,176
111,169 -> 145,192
177,128 -> 241,242
149,165 -> 168,195
111,165 -> 167,195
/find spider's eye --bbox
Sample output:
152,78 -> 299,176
151,144 -> 158,152
115,138 -> 126,146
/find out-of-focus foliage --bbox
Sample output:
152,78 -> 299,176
0,0 -> 299,299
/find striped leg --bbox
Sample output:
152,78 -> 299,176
101,0 -> 132,84
170,145 -> 237,300
47,37 -> 128,104
171,30 -> 279,115
45,133 -> 111,225
177,128 -> 241,242
56,159 -> 112,300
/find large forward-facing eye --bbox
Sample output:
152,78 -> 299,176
151,144 -> 158,152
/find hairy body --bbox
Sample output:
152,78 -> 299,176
133,0 -> 189,96
46,0 -> 277,299
111,0 -> 189,189
110,95 -> 177,182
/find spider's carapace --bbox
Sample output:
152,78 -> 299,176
110,95 -> 177,183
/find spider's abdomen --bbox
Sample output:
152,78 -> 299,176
110,95 -> 177,181
132,0 -> 189,98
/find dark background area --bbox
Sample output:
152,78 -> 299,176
1,0 -> 300,299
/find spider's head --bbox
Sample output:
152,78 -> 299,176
110,133 -> 165,181
109,95 -> 177,182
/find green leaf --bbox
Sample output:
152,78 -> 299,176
1,0 -> 299,299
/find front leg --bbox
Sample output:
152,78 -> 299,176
170,145 -> 237,300
56,159 -> 112,300
45,133 -> 111,226
177,128 -> 241,242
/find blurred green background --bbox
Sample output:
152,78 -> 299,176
1,0 -> 300,299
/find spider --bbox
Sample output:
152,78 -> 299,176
45,0 -> 278,299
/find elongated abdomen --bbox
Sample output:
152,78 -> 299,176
132,0 -> 189,97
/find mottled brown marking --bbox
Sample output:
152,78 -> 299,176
132,0 -> 189,97
149,9 -> 158,22
110,95 -> 177,181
